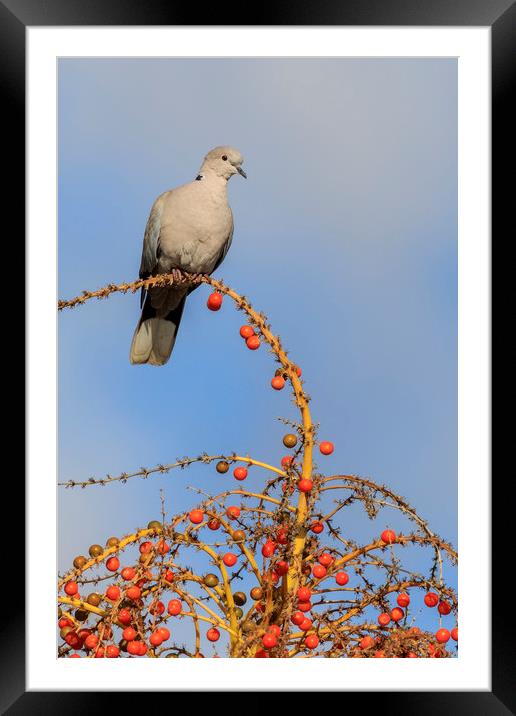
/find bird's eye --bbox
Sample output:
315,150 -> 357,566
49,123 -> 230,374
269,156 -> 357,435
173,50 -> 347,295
222,155 -> 228,161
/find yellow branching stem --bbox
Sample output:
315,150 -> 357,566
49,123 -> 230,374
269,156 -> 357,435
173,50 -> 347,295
57,271 -> 458,659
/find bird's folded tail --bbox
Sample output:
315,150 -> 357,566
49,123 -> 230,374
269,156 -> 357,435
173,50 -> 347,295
130,292 -> 186,366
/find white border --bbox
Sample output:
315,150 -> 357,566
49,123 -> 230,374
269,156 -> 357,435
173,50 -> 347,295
27,27 -> 490,691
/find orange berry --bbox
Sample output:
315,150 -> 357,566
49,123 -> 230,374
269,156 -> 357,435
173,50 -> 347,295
271,376 -> 285,390
246,335 -> 260,350
239,325 -> 255,339
319,441 -> 334,455
207,292 -> 223,311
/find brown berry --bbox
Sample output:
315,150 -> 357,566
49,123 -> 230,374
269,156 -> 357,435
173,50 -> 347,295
147,520 -> 162,531
283,433 -> 298,448
86,593 -> 102,607
88,544 -> 103,558
203,573 -> 219,588
233,592 -> 247,606
250,587 -> 263,601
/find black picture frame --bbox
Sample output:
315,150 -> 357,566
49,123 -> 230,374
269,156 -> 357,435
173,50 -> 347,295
6,0 -> 512,711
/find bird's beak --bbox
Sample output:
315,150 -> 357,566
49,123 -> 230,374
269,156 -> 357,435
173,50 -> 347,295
237,166 -> 247,179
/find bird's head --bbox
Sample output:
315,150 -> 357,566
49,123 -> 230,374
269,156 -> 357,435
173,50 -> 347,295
199,146 -> 246,181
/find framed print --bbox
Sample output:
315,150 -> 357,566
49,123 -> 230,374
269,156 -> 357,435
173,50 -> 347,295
5,0 -> 512,710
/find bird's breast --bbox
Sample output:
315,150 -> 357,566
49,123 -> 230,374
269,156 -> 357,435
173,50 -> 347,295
158,189 -> 232,274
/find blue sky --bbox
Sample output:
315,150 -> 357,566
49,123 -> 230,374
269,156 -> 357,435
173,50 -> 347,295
58,58 -> 457,651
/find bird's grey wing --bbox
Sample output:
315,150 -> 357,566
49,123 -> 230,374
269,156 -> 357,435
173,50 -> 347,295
211,221 -> 234,275
139,194 -> 166,307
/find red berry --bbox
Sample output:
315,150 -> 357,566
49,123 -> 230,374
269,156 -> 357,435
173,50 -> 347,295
207,628 -> 220,642
65,632 -> 81,649
254,649 -> 269,658
168,599 -> 182,616
424,592 -> 439,607
319,441 -> 334,455
246,335 -> 260,350
374,650 -> 386,658
127,640 -> 141,655
106,586 -> 120,601
359,635 -> 374,650
155,539 -> 169,555
106,645 -> 120,658
294,365 -> 302,377
223,553 -> 237,567
335,571 -> 349,586
268,624 -> 281,637
126,586 -> 141,601
84,634 -> 99,650
150,631 -> 163,646
378,613 -> 391,626
158,627 -> 170,641
271,376 -> 285,391
276,528 -> 289,545
381,529 -> 396,544
318,553 -> 334,567
451,627 -> 458,641
261,541 -> 276,558
121,567 -> 136,581
274,560 -> 289,576
207,292 -> 223,311
106,556 -> 120,572
291,611 -> 305,626
300,618 -> 312,631
122,627 -> 137,641
239,325 -> 255,339
438,600 -> 451,615
64,581 -> 78,596
297,587 -> 312,602
226,506 -> 241,519
149,600 -> 165,616
397,592 -> 410,607
207,518 -> 221,530
305,634 -> 319,649
139,541 -> 153,554
298,601 -> 312,613
298,478 -> 313,493
390,607 -> 404,622
262,633 -> 277,649
233,467 -> 248,481
189,509 -> 204,524
281,456 -> 294,468
312,564 -> 327,579
311,521 -> 324,534
407,652 -> 418,658
435,628 -> 450,644
118,608 -> 131,625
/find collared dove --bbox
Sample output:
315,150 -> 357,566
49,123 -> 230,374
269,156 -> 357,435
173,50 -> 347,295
130,146 -> 246,366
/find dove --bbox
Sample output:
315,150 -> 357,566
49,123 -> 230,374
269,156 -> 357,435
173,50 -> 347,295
130,146 -> 246,366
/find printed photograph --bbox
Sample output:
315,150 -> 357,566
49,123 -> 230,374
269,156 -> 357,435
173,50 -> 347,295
57,57 -> 458,659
